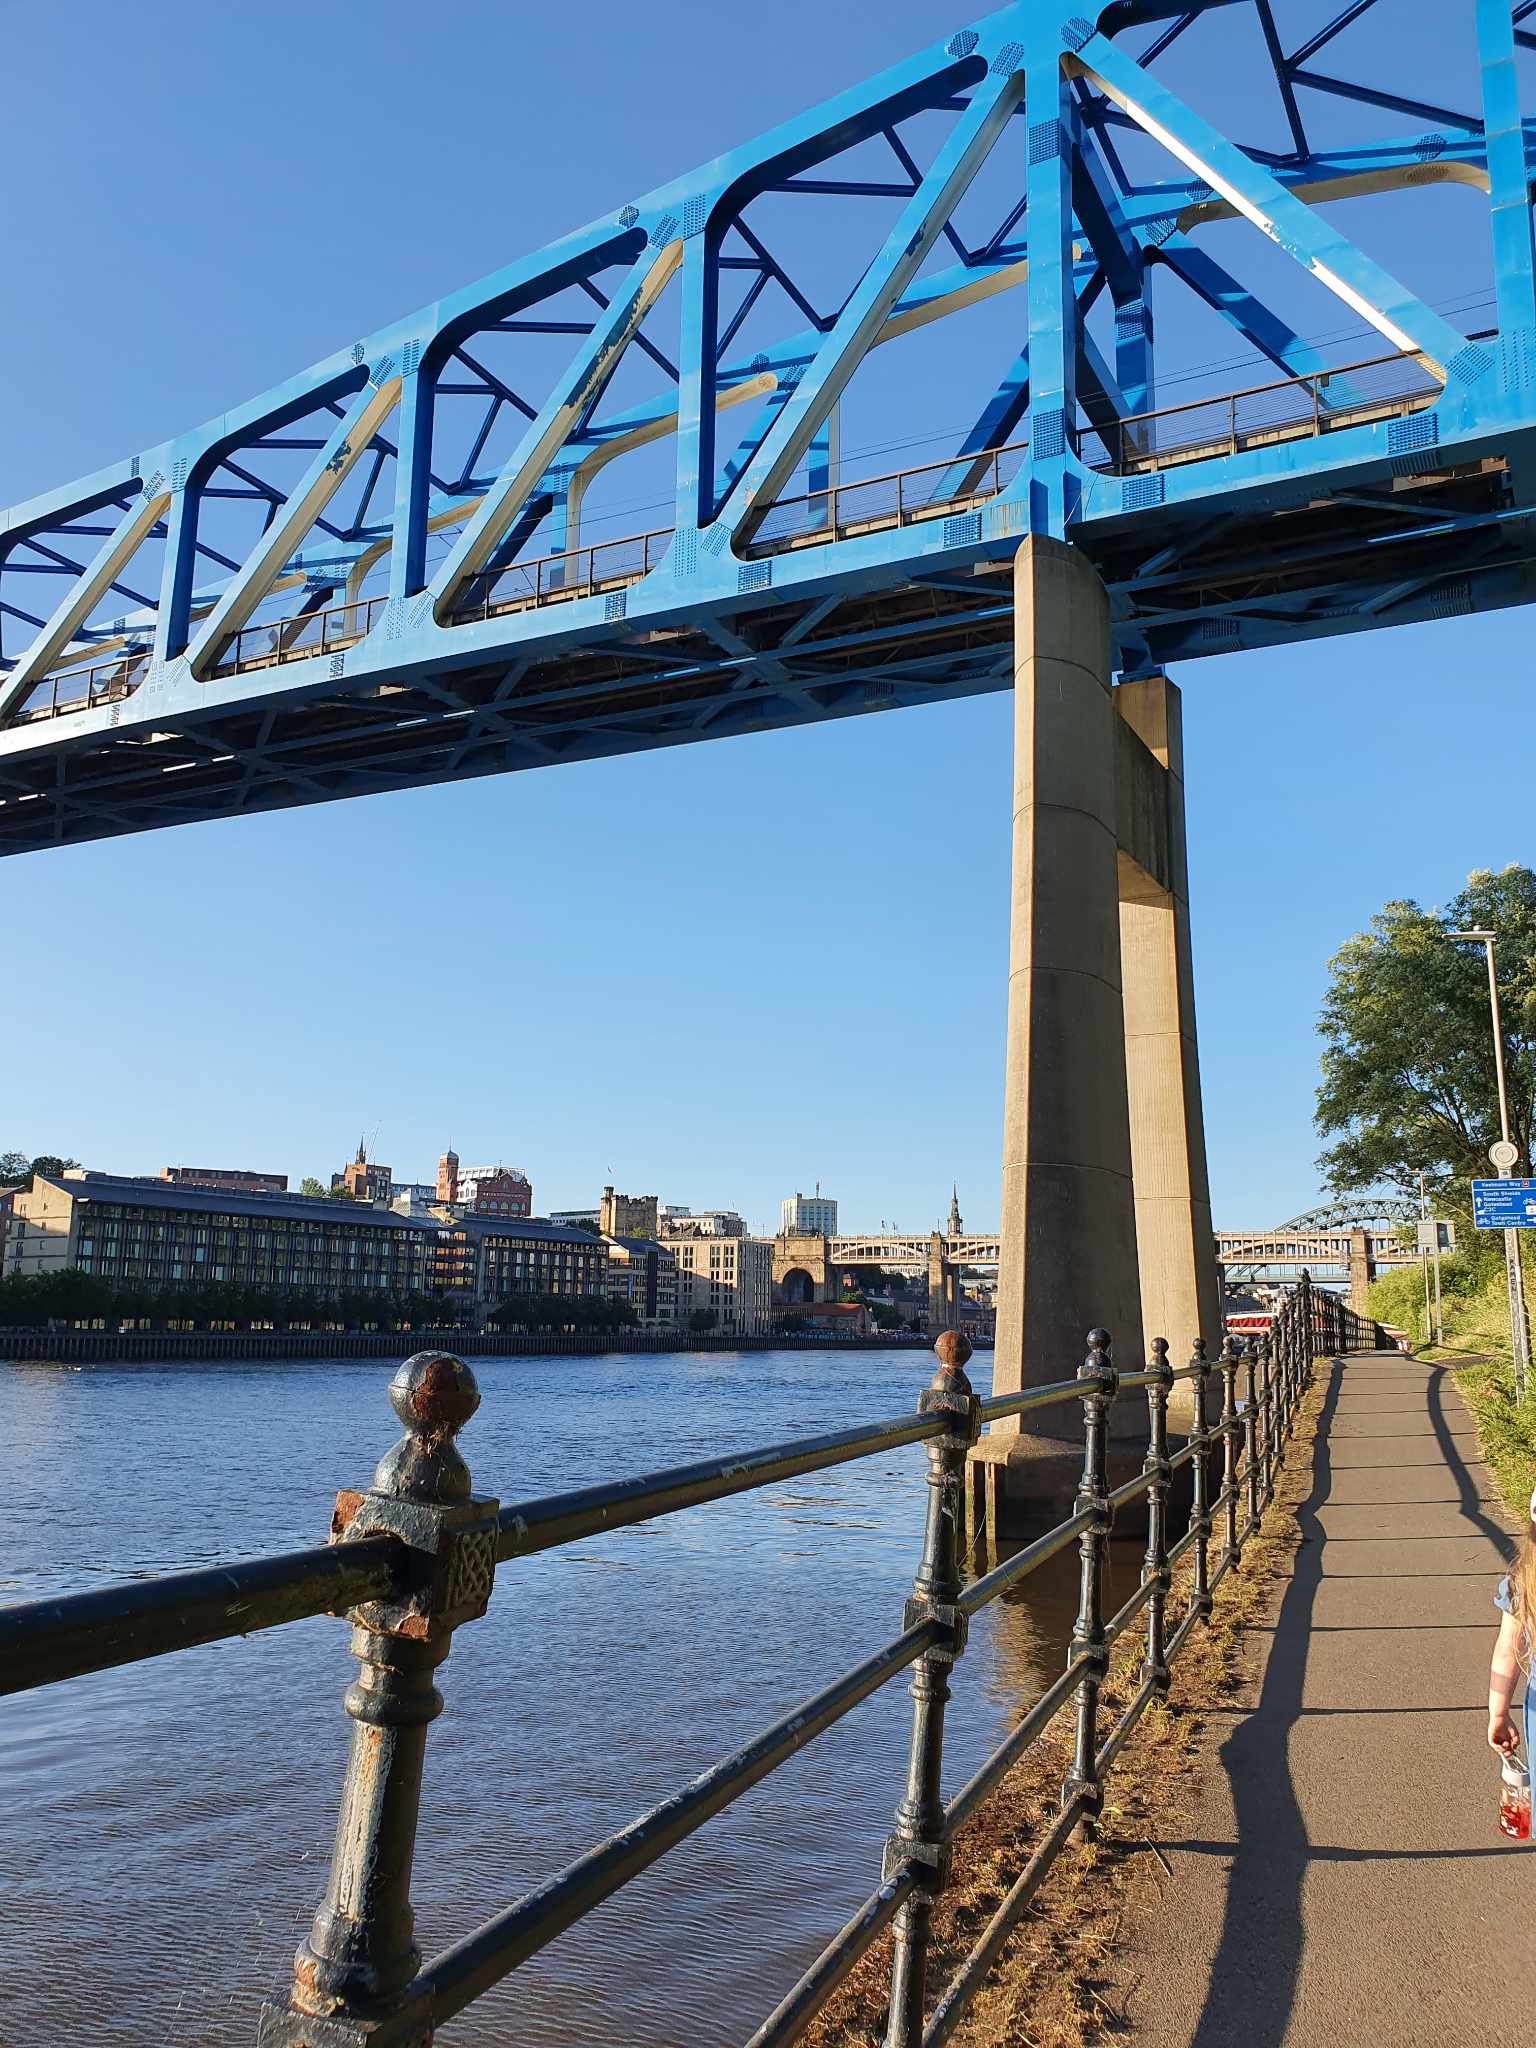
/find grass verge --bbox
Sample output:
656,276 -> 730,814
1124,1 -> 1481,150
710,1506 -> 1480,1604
803,1390 -> 1318,2048
1427,1347 -> 1536,1519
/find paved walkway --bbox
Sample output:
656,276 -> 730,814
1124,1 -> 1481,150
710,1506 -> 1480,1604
1110,1352 -> 1527,2048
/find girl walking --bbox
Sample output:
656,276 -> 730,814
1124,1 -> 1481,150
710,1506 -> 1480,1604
1488,1488 -> 1535,1775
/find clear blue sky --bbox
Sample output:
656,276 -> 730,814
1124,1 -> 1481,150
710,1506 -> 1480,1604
3,2 -> 1527,1234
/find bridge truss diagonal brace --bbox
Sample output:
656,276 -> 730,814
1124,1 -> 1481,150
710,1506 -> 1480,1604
429,241 -> 684,618
725,64 -> 1026,546
185,374 -> 404,680
1070,27 -> 1473,380
0,487 -> 170,725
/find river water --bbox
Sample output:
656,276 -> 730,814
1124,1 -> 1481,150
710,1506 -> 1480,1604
1,1348 -> 1126,2047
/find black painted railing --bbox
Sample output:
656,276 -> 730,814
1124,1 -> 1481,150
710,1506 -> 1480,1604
0,1277 -> 1383,2045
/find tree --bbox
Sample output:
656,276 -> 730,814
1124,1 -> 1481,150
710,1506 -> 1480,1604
1316,866 -> 1536,1194
299,1177 -> 329,1199
688,1307 -> 718,1332
2,1153 -> 81,1187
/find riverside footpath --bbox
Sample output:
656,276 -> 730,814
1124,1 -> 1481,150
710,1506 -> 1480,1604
1109,1352 -> 1527,2047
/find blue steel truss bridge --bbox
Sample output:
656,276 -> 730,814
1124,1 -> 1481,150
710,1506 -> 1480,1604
4,0 -> 1536,855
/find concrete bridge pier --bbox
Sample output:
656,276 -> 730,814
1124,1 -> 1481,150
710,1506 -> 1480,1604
970,538 -> 1219,1535
927,1232 -> 959,1332
1347,1229 -> 1376,1314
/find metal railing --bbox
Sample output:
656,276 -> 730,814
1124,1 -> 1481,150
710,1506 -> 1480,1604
455,524 -> 676,623
741,439 -> 1030,561
12,650 -> 150,724
213,594 -> 390,677
1074,344 -> 1445,477
0,1276 -> 1384,2045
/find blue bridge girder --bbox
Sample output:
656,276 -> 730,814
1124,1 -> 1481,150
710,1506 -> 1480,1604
4,0 -> 1536,855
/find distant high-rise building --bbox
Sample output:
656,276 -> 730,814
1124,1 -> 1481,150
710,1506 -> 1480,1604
780,1187 -> 838,1237
436,1148 -> 460,1204
599,1187 -> 659,1239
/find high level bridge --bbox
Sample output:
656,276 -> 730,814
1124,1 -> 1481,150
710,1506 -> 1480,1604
4,0 -> 1530,1518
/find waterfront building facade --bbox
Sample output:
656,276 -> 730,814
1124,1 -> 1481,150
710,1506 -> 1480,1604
599,1187 -> 658,1239
664,1227 -> 772,1335
603,1234 -> 679,1327
780,1189 -> 838,1236
433,1216 -> 608,1308
3,1174 -> 434,1296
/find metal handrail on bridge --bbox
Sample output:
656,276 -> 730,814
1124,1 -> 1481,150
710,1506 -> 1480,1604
1073,342 -> 1446,477
0,1279 -> 1384,2046
12,649 -> 150,724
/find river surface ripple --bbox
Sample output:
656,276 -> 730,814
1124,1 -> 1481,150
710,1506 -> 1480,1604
1,1347 -> 1132,2047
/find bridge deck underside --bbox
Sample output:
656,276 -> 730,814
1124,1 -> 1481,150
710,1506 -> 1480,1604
0,457 -> 1516,857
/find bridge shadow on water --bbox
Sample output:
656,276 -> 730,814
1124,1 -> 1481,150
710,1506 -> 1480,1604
1176,1357 -> 1516,2048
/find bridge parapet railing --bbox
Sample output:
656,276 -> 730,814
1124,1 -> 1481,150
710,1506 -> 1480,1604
13,649 -> 151,724
213,594 -> 391,678
744,438 -> 1029,561
1073,344 -> 1445,477
0,1279 -> 1351,2046
456,524 -> 676,623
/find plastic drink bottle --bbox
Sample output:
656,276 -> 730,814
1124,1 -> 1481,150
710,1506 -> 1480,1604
1498,1755 -> 1531,1840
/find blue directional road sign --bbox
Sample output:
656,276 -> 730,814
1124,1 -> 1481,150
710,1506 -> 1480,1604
1471,1181 -> 1536,1230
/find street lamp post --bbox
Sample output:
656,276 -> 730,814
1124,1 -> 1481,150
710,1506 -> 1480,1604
1449,927 -> 1531,1399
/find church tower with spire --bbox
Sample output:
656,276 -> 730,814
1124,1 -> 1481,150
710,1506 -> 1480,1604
947,1184 -> 963,1238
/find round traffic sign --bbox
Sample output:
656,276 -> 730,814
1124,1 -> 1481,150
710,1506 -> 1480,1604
1490,1139 -> 1520,1171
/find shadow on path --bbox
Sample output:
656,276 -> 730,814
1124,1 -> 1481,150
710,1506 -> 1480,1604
1178,1354 -> 1511,2048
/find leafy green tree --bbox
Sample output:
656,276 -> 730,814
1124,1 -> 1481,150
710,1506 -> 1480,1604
28,1155 -> 80,1181
1317,866 -> 1536,1195
0,1151 -> 30,1186
299,1177 -> 329,1199
688,1307 -> 718,1332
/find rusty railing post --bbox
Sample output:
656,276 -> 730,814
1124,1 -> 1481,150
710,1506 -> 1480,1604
259,1352 -> 500,2048
1220,1336 -> 1242,1570
1142,1337 -> 1174,1697
1299,1269 -> 1314,1392
1243,1339 -> 1262,1537
1259,1333 -> 1278,1503
1188,1337 -> 1213,1621
883,1331 -> 981,2048
1064,1328 -> 1116,1839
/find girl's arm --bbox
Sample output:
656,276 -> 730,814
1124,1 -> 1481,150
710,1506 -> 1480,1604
1489,1611 -> 1523,1753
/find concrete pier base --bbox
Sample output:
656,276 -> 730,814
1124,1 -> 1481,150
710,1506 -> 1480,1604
982,538 -> 1144,1525
1117,674 -> 1221,1431
975,542 -> 1219,1531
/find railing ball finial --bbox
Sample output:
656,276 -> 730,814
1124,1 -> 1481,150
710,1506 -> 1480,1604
373,1350 -> 482,1504
932,1328 -> 974,1379
1149,1334 -> 1174,1386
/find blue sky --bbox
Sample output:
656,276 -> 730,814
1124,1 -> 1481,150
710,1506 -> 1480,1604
3,1 -> 1528,1235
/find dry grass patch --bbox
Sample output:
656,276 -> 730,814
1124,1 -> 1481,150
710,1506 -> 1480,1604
804,1395 -> 1318,2048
